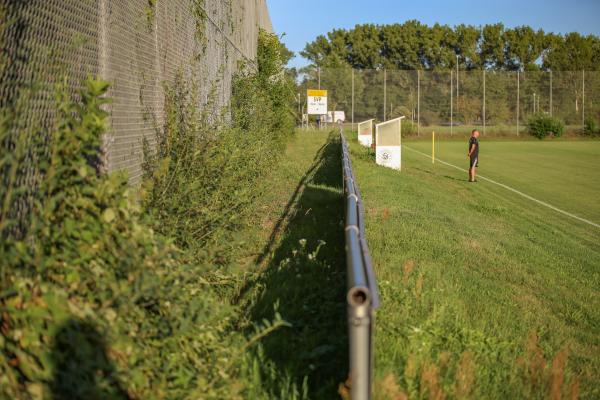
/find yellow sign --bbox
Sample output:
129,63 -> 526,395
307,89 -> 328,115
307,89 -> 327,97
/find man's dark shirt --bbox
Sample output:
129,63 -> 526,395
469,136 -> 479,158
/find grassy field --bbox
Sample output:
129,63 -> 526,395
346,133 -> 600,399
407,138 -> 600,223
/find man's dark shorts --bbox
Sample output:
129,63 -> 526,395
469,156 -> 478,168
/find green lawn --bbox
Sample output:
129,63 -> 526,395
407,138 -> 600,223
347,133 -> 600,399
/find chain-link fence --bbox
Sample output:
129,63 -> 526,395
0,0 -> 270,237
300,68 -> 600,136
1,0 -> 271,185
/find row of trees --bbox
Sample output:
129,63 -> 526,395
300,21 -> 600,71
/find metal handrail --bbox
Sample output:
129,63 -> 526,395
340,125 -> 379,400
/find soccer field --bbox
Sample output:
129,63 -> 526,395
347,134 -> 600,399
406,139 -> 600,223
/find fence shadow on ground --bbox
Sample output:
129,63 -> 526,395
247,132 -> 347,399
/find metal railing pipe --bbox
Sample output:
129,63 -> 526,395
339,124 -> 379,400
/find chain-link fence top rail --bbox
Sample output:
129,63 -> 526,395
301,68 -> 599,133
1,0 -> 272,185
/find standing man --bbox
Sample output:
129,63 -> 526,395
468,129 -> 480,182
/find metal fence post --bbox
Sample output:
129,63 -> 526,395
383,69 -> 387,121
318,67 -> 321,89
549,70 -> 553,116
582,70 -> 585,127
483,69 -> 486,135
516,71 -> 520,136
99,0 -> 111,173
352,69 -> 355,131
450,70 -> 453,136
417,70 -> 420,136
456,55 -> 459,112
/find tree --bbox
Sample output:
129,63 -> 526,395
346,24 -> 384,69
302,22 -> 600,72
301,35 -> 331,67
455,24 -> 482,70
503,26 -> 545,71
380,22 -> 422,70
481,23 -> 505,69
543,33 -> 595,71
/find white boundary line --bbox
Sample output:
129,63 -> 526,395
405,146 -> 600,229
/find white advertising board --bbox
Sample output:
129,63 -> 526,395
376,146 -> 401,170
307,89 -> 327,115
358,119 -> 374,147
375,117 -> 404,170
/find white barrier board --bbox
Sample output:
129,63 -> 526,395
375,117 -> 404,170
376,146 -> 401,170
358,119 -> 374,147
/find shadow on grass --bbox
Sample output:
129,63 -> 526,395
247,132 -> 347,399
51,319 -> 129,400
443,174 -> 466,182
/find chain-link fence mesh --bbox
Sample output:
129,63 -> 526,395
1,0 -> 271,185
0,0 -> 270,234
302,68 -> 600,136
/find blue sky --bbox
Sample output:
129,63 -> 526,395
268,0 -> 600,69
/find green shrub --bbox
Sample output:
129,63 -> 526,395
584,118 -> 598,136
1,30 -> 296,399
142,29 -> 294,268
401,119 -> 417,136
0,78 -> 249,399
527,113 -> 565,139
